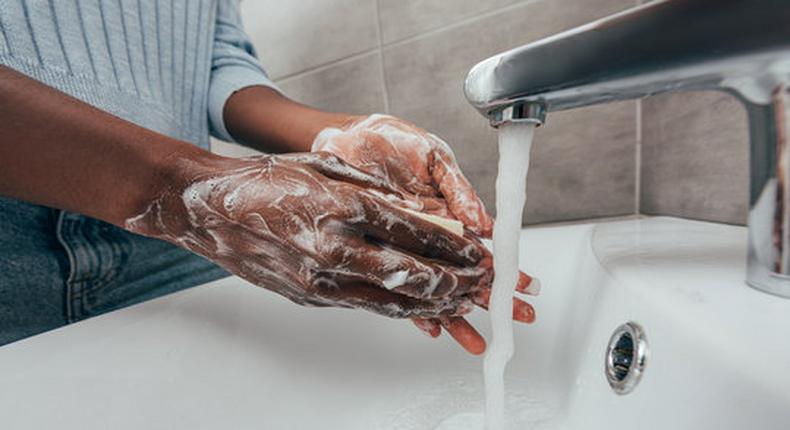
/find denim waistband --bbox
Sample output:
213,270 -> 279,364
0,197 -> 228,345
55,211 -> 134,322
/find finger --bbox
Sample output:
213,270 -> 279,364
473,289 -> 536,324
411,317 -> 441,338
326,234 -> 491,301
282,152 -> 405,197
311,271 -> 446,319
515,271 -> 542,296
354,193 -> 487,267
439,316 -> 486,355
430,147 -> 495,238
417,196 -> 454,218
356,129 -> 439,197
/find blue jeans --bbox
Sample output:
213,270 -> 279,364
0,197 -> 229,345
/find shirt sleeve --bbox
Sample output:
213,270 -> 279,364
208,0 -> 278,142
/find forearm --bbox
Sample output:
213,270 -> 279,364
223,85 -> 355,153
0,65 -> 215,226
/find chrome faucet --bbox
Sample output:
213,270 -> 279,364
464,0 -> 790,298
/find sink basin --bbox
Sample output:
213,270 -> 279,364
1,217 -> 788,429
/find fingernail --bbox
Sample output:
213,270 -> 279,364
419,327 -> 436,338
413,319 -> 441,338
514,302 -> 536,323
525,277 -> 542,296
457,301 -> 474,315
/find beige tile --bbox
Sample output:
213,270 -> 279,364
527,101 -> 636,224
377,0 -> 522,44
276,53 -> 387,115
240,0 -> 378,79
640,91 -> 749,225
383,0 -> 637,223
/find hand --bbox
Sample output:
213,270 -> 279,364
125,152 -> 493,319
312,114 -> 539,354
411,272 -> 540,354
313,114 -> 494,238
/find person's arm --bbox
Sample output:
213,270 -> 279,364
223,88 -> 541,354
206,0 -> 538,352
0,65 -> 204,226
206,0 -> 537,354
224,85 -> 353,153
205,1 -> 357,154
0,65 -> 495,347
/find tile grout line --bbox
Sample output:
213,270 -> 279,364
635,0 -> 648,218
372,0 -> 391,113
273,48 -> 379,84
380,0 -> 545,50
273,0 -> 544,84
635,99 -> 643,215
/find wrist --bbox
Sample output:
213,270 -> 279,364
224,85 -> 359,153
118,140 -> 223,230
274,108 -> 356,152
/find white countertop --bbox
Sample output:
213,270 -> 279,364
0,258 -> 494,430
2,217 -> 789,430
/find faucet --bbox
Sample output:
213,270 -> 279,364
464,0 -> 790,298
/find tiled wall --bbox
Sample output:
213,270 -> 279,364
213,0 -> 751,226
640,92 -> 749,225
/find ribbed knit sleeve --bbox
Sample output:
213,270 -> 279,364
208,0 -> 277,142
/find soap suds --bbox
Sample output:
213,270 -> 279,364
312,114 -> 493,237
383,270 -> 410,290
124,153 -> 491,320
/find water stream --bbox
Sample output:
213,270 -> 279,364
483,122 -> 536,430
430,122 -> 536,430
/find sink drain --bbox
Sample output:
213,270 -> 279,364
605,321 -> 648,395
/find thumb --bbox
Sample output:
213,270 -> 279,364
431,149 -> 494,238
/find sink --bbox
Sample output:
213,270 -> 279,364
0,217 -> 788,429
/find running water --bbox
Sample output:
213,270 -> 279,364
483,122 -> 536,430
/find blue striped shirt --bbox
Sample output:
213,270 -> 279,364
0,0 -> 276,148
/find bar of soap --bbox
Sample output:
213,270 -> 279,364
403,208 -> 465,236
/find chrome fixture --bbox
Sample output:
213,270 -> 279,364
605,322 -> 649,395
464,0 -> 790,298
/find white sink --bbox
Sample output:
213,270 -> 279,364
1,217 -> 788,429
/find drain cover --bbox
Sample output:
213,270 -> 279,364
605,321 -> 648,395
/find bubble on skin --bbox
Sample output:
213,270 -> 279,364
372,245 -> 461,300
413,270 -> 442,298
461,244 -> 480,262
222,182 -> 246,213
314,114 -> 492,235
314,114 -> 433,167
124,209 -> 150,231
290,217 -> 318,254
379,302 -> 410,318
312,127 -> 345,152
126,163 -> 323,289
122,152 -> 489,320
383,270 -> 410,290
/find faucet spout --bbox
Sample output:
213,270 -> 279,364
464,0 -> 790,297
464,0 -> 790,119
489,102 -> 546,128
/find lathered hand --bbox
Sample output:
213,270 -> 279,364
313,115 -> 540,354
313,114 -> 494,238
125,153 -> 493,319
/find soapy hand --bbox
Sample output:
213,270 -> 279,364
125,153 -> 494,319
313,114 -> 494,238
312,114 -> 539,354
